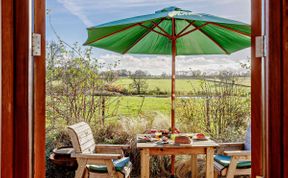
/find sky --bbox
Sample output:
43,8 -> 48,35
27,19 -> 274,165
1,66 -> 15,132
46,0 -> 251,75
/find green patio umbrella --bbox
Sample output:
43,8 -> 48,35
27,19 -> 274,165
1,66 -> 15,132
84,6 -> 251,176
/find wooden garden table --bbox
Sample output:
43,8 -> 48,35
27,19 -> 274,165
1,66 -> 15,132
137,134 -> 219,178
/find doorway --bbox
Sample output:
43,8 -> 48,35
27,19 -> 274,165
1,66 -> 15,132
3,0 -> 287,177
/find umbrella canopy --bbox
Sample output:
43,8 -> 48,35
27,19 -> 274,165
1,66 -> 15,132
84,6 -> 251,131
84,7 -> 251,176
84,6 -> 250,55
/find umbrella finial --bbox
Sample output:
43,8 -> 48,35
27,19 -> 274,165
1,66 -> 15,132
155,6 -> 182,13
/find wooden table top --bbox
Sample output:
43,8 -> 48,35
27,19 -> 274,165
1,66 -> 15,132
136,134 -> 219,149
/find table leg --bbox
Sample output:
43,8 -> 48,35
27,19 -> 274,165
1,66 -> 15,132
141,149 -> 150,178
191,155 -> 198,178
206,147 -> 214,178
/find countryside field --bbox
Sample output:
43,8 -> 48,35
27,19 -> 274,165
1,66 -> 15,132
46,77 -> 251,124
115,78 -> 204,93
114,77 -> 251,94
104,77 -> 251,119
106,96 -> 171,117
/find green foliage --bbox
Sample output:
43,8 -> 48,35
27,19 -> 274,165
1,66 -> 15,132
92,124 -> 130,144
115,77 -> 250,96
129,75 -> 148,94
177,79 -> 250,142
46,42 -> 104,127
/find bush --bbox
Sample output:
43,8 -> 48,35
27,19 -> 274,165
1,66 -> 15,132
177,79 -> 250,142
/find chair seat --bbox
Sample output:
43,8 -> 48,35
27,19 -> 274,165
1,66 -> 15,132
87,157 -> 130,173
214,154 -> 251,168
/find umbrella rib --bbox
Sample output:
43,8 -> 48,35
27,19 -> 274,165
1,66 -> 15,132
194,24 -> 230,54
122,19 -> 166,54
139,24 -> 171,38
84,23 -> 141,45
209,22 -> 250,37
176,20 -> 196,37
177,23 -> 209,38
151,20 -> 171,36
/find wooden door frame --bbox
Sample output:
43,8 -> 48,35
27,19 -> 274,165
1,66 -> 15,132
1,0 -> 15,177
1,0 -> 45,177
2,0 -> 288,177
251,0 -> 264,177
264,0 -> 288,177
33,0 -> 46,177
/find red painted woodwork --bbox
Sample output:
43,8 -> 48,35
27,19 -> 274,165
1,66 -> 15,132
13,0 -> 30,177
283,0 -> 288,177
251,0 -> 263,177
33,0 -> 46,177
1,0 -> 14,177
265,0 -> 288,177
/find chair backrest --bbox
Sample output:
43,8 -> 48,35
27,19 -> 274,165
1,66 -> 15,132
244,122 -> 251,151
68,122 -> 96,154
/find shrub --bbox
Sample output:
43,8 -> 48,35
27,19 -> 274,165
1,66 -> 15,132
177,79 -> 250,142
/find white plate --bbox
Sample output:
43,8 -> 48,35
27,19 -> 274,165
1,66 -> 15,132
192,136 -> 210,140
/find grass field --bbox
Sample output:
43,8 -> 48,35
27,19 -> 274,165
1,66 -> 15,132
46,77 -> 251,121
115,78 -> 203,93
106,96 -> 171,117
114,77 -> 251,94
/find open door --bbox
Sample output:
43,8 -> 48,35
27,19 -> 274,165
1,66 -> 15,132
263,0 -> 288,177
251,0 -> 264,177
33,0 -> 46,177
4,0 -> 288,177
1,0 -> 45,177
252,0 -> 288,177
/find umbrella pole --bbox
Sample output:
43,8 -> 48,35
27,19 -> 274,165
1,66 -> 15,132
171,18 -> 176,178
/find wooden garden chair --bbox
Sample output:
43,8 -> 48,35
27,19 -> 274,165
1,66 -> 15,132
214,124 -> 251,178
68,122 -> 132,178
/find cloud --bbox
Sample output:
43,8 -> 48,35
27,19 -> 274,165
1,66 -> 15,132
97,54 -> 248,75
56,0 -> 250,26
52,0 -> 250,75
56,0 -> 93,26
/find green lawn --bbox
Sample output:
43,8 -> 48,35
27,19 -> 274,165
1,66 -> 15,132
107,96 -> 171,117
114,77 -> 250,95
114,78 -> 204,94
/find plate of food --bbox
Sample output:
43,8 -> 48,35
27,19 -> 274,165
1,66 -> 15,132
193,133 -> 209,140
137,135 -> 153,143
155,136 -> 170,145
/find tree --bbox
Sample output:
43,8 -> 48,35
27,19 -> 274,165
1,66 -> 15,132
129,71 -> 148,94
161,72 -> 167,78
190,70 -> 202,78
46,42 -> 103,127
134,70 -> 147,77
118,69 -> 130,77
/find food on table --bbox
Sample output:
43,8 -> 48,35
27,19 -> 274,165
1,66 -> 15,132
195,133 -> 206,139
174,128 -> 181,134
161,136 -> 168,142
148,129 -> 157,134
174,136 -> 192,144
137,135 -> 153,143
159,129 -> 169,134
170,134 -> 178,141
168,127 -> 181,134
155,132 -> 162,139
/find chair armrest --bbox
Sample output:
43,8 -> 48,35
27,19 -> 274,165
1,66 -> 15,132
95,144 -> 131,150
219,142 -> 245,148
216,142 -> 245,154
224,150 -> 251,160
76,153 -> 122,160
